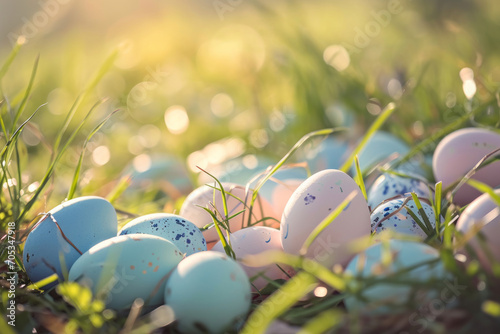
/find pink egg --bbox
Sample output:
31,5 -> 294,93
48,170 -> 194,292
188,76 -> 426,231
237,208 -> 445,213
180,182 -> 278,244
212,226 -> 294,290
456,190 -> 500,272
280,169 -> 371,269
433,128 -> 500,206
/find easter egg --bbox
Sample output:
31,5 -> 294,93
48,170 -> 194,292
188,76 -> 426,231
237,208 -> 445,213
344,240 -> 448,314
179,182 -> 277,245
164,251 -> 251,334
355,131 -> 409,173
455,189 -> 500,272
118,213 -> 207,256
281,169 -> 371,268
23,196 -> 117,289
68,234 -> 183,310
433,128 -> 500,206
367,173 -> 431,209
123,154 -> 193,198
212,226 -> 294,290
370,198 -> 436,239
303,136 -> 350,173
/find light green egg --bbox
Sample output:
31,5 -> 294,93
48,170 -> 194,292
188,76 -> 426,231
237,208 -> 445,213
165,251 -> 251,334
68,234 -> 184,310
344,240 -> 450,314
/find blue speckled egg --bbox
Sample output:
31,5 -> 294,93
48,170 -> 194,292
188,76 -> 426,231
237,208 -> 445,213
118,213 -> 207,256
165,251 -> 251,334
23,196 -> 117,289
367,173 -> 431,209
344,240 -> 448,314
69,234 -> 183,310
370,198 -> 436,239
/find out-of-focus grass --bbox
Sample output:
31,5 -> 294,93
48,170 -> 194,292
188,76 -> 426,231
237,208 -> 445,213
1,0 -> 500,332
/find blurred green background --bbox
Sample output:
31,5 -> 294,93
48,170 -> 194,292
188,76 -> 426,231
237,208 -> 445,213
1,0 -> 499,212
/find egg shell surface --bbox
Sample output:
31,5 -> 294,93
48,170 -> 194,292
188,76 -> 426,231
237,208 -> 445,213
353,131 -> 409,173
344,240 -> 448,314
164,251 -> 251,334
433,127 -> 500,206
23,196 -> 117,289
456,189 -> 500,271
118,213 -> 207,256
303,136 -> 350,173
179,182 -> 277,244
367,173 -> 430,209
68,234 -> 183,310
281,169 -> 371,268
371,198 -> 435,239
212,226 -> 294,290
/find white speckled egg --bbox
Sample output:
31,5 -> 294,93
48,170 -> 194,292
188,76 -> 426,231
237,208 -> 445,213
344,240 -> 448,314
68,234 -> 183,310
367,173 -> 430,209
179,182 -> 277,246
371,198 -> 436,239
456,189 -> 500,272
164,251 -> 251,334
23,196 -> 117,289
212,226 -> 294,290
281,169 -> 371,268
433,127 -> 500,206
118,213 -> 207,256
354,131 -> 409,173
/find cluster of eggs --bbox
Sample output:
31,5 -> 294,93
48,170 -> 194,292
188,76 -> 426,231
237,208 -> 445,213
22,126 -> 500,330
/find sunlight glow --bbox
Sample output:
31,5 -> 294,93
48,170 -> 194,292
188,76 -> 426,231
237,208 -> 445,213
164,105 -> 189,134
92,146 -> 111,166
323,45 -> 350,72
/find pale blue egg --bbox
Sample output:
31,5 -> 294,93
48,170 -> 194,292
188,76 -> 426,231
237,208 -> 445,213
303,137 -> 350,173
23,196 -> 117,289
354,131 -> 409,173
370,198 -> 436,239
367,173 -> 431,209
164,251 -> 251,334
123,154 -> 193,196
344,240 -> 448,314
68,234 -> 183,310
118,213 -> 207,256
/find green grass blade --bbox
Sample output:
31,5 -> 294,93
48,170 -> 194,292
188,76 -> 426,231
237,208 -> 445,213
0,37 -> 24,82
410,192 -> 435,232
67,109 -> 118,200
395,98 -> 497,167
53,49 -> 118,154
27,273 -> 59,291
243,250 -> 346,291
240,270 -> 317,334
10,55 -> 39,133
354,155 -> 367,201
434,181 -> 443,222
466,179 -> 500,207
251,128 -> 347,205
340,102 -> 396,173
17,101 -> 102,223
298,309 -> 343,334
300,190 -> 357,256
